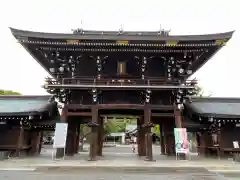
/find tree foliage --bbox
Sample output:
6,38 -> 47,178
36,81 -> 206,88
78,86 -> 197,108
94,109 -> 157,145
103,118 -> 133,134
195,85 -> 204,97
194,85 -> 213,97
153,124 -> 161,136
0,89 -> 21,95
78,124 -> 90,151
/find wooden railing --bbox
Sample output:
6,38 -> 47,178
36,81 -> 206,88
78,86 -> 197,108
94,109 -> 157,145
45,77 -> 197,87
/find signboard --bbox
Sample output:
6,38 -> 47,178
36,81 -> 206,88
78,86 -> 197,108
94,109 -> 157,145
233,141 -> 239,148
53,123 -> 68,148
174,128 -> 189,154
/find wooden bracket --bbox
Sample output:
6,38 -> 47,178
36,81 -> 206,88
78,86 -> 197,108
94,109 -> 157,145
87,122 -> 99,127
142,122 -> 154,128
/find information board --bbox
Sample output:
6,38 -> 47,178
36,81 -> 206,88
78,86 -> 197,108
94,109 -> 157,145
53,123 -> 68,148
174,128 -> 189,154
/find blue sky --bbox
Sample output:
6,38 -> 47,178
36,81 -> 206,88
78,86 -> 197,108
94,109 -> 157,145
0,0 -> 239,96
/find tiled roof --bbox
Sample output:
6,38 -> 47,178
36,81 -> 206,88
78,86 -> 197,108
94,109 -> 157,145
182,117 -> 206,129
185,97 -> 240,118
10,27 -> 234,41
34,118 -> 60,126
0,95 -> 56,116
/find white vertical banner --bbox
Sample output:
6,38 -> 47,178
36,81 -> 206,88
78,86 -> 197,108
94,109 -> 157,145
53,123 -> 68,148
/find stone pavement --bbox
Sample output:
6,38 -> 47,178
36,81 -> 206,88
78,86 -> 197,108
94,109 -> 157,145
0,156 -> 239,172
0,145 -> 239,176
0,155 -> 239,180
0,146 -> 238,179
0,170 -> 229,180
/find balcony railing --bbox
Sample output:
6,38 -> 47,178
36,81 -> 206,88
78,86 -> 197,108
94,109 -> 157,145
45,77 -> 197,89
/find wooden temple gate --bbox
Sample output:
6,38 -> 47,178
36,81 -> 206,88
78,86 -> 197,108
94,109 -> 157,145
8,27 -> 238,161
55,104 -> 185,161
0,96 -> 240,161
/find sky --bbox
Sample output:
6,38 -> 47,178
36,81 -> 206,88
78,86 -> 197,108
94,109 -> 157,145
0,0 -> 239,97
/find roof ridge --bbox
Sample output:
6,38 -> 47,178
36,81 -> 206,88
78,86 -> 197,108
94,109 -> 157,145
191,97 -> 240,102
10,27 -> 234,41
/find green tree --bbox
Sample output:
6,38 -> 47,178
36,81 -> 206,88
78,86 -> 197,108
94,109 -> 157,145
195,85 -> 213,97
79,124 -> 90,151
0,89 -> 21,95
104,118 -> 119,134
195,85 -> 203,97
153,124 -> 161,136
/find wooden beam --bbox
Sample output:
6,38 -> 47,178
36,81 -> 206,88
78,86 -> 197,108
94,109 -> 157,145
150,105 -> 174,110
46,84 -> 195,90
98,104 -> 144,109
68,112 -> 91,116
66,104 -> 174,111
152,113 -> 174,117
66,104 -> 92,109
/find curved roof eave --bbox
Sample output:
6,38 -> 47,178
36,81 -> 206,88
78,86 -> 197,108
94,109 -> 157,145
0,95 -> 52,100
9,27 -> 235,41
196,113 -> 240,119
190,97 -> 240,103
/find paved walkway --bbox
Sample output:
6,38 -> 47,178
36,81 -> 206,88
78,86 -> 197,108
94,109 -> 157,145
1,155 -> 239,171
0,146 -> 239,174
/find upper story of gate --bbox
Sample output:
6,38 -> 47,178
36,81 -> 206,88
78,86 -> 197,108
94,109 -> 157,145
10,28 -> 233,86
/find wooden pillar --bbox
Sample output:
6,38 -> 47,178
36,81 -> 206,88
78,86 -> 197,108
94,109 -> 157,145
162,123 -> 168,155
174,109 -> 182,128
167,133 -> 175,155
71,122 -> 77,155
78,124 -> 84,152
160,123 -> 165,155
56,106 -> 67,159
29,131 -> 41,155
198,131 -> 208,156
65,121 -> 76,156
217,127 -> 223,157
144,105 -> 153,161
97,117 -> 103,156
16,125 -> 24,157
75,123 -> 80,154
89,105 -> 98,161
38,131 -> 44,154
137,117 -> 146,156
137,118 -> 141,156
164,122 -> 175,156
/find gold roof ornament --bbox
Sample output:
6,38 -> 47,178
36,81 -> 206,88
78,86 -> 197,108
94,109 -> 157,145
215,39 -> 227,46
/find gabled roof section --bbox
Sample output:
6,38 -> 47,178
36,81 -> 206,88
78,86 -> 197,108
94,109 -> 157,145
0,95 -> 56,116
182,116 -> 206,129
185,97 -> 240,118
10,27 -> 234,41
33,117 -> 60,126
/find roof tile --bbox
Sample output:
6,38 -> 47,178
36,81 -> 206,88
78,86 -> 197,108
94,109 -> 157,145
186,97 -> 240,118
0,95 -> 53,115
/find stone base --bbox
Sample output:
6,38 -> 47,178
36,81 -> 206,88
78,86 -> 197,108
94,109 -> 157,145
56,148 -> 65,159
88,157 -> 97,161
233,153 -> 240,162
144,157 -> 156,162
176,153 -> 186,160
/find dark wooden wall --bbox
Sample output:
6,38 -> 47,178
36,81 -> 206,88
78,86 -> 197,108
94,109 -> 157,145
220,126 -> 240,148
70,90 -> 173,105
0,128 -> 30,148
